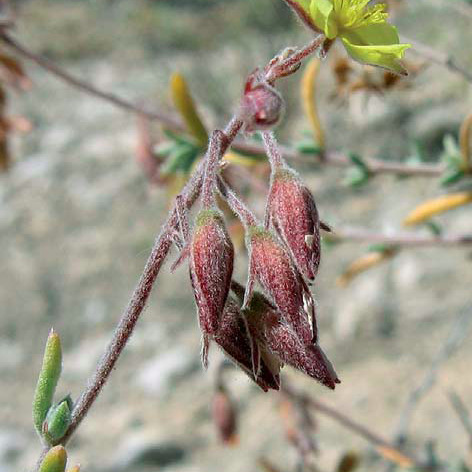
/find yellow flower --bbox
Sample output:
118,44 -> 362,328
284,0 -> 411,75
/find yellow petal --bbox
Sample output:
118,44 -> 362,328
341,36 -> 410,75
403,192 -> 472,226
310,0 -> 338,38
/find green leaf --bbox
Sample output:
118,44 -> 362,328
39,446 -> 67,472
161,143 -> 200,175
43,397 -> 72,444
295,140 -> 322,155
344,153 -> 370,187
440,168 -> 464,187
33,329 -> 62,437
425,221 -> 443,236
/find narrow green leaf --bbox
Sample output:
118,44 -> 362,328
39,446 -> 67,472
33,329 -> 62,436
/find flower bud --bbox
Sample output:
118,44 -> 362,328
268,168 -> 321,281
212,385 -> 238,446
247,226 -> 316,344
239,72 -> 284,133
214,297 -> 280,392
190,209 -> 234,343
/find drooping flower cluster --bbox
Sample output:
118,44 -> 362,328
180,70 -> 339,392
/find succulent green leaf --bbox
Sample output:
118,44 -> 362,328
33,329 -> 63,437
43,398 -> 72,444
39,446 -> 68,472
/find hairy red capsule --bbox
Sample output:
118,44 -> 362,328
268,168 -> 321,281
190,209 -> 234,350
239,72 -> 284,132
237,286 -> 339,390
247,226 -> 316,344
214,297 -> 280,392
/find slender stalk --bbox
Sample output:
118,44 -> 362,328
217,176 -> 257,227
266,35 -> 325,82
262,131 -> 285,169
201,130 -> 226,208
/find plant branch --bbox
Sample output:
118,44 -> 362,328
57,116 -> 242,450
281,383 -> 429,471
0,30 -> 447,179
327,228 -> 472,247
403,35 -> 472,84
391,307 -> 472,448
0,30 -> 183,130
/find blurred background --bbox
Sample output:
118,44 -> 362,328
0,1 -> 471,471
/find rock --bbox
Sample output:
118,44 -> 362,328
133,348 -> 197,396
0,429 -> 24,472
111,436 -> 186,470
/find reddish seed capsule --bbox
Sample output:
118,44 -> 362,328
214,297 -> 280,392
247,226 -> 316,344
212,386 -> 238,446
239,72 -> 285,132
268,168 -> 321,281
190,209 -> 234,361
264,314 -> 339,390
239,287 -> 339,390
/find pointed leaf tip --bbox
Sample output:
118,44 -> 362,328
33,330 -> 63,436
39,446 -> 68,472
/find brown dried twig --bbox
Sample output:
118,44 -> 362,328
326,227 -> 472,248
281,383 -> 425,470
383,307 -> 472,472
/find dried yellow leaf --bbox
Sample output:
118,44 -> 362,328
376,445 -> 414,468
337,250 -> 396,287
403,192 -> 472,226
301,58 -> 325,149
459,113 -> 472,173
170,73 -> 208,147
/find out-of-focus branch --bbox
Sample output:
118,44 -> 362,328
403,35 -> 472,84
448,390 -> 472,448
233,143 -> 445,177
391,307 -> 472,447
327,228 -> 472,247
0,30 -> 183,130
0,30 -> 448,178
281,383 -> 428,471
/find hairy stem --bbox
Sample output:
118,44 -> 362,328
262,131 -> 285,169
201,130 -> 226,208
